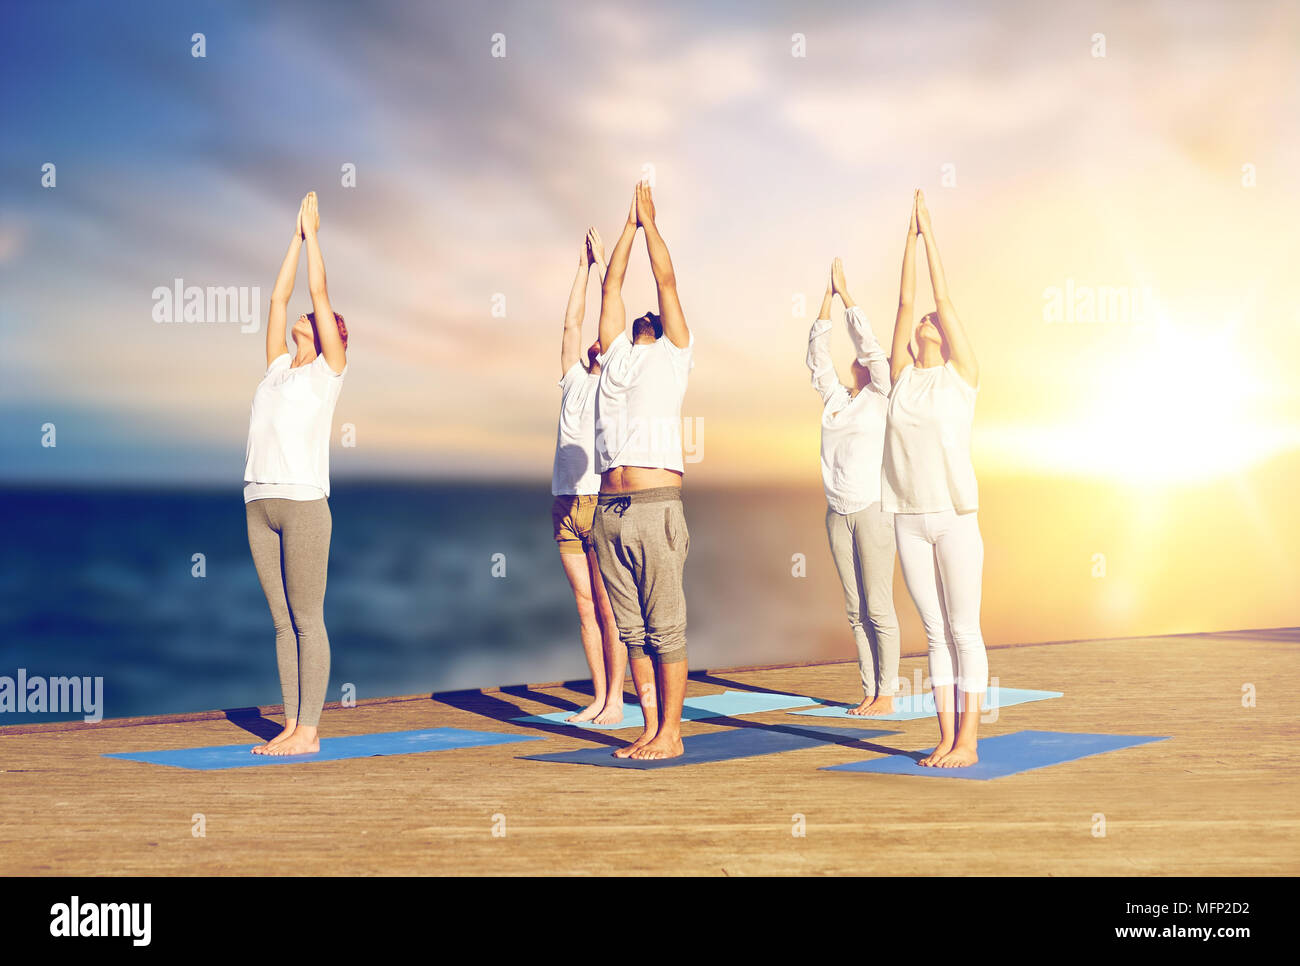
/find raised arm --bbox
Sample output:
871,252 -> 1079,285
598,196 -> 638,353
916,191 -> 978,388
890,192 -> 920,384
636,181 -> 689,348
265,199 -> 305,367
560,248 -> 591,376
559,228 -> 605,376
302,192 -> 346,375
807,276 -> 840,404
832,256 -> 889,393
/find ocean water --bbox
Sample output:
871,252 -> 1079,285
0,482 -> 854,723
5,461 -> 1298,725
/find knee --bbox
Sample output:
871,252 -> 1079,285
291,612 -> 327,640
864,600 -> 897,630
925,631 -> 956,652
618,625 -> 647,651
645,622 -> 687,662
951,625 -> 985,653
572,588 -> 596,621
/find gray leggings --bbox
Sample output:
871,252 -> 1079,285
826,501 -> 900,698
246,498 -> 332,727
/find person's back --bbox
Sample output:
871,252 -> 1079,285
595,326 -> 693,479
589,180 -> 694,761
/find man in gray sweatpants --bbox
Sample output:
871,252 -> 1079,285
591,179 -> 694,760
808,259 -> 900,715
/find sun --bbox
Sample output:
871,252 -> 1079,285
1023,317 -> 1283,484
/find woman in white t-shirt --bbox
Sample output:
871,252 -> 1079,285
243,192 -> 348,757
883,190 -> 987,768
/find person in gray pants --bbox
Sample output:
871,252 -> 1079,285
591,180 -> 695,760
807,258 -> 900,715
243,192 -> 348,756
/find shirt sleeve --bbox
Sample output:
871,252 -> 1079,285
596,330 -> 630,368
266,353 -> 291,375
663,330 -> 694,381
312,353 -> 347,379
806,317 -> 842,405
558,360 -> 585,389
845,305 -> 890,396
947,360 -> 979,395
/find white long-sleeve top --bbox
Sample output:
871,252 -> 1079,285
807,305 -> 890,514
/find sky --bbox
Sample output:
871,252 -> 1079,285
2,0 -> 1299,487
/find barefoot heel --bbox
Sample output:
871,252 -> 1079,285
512,689 -> 819,730
104,727 -> 544,770
821,730 -> 1169,781
790,687 -> 1064,722
520,724 -> 898,769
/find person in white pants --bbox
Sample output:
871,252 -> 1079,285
807,258 -> 900,715
883,190 -> 988,768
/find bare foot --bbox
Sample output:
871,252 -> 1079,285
567,699 -> 606,724
264,727 -> 320,756
919,737 -> 954,767
631,731 -> 684,760
252,721 -> 297,755
846,697 -> 875,716
936,741 -> 979,768
859,695 -> 896,717
592,701 -> 624,726
614,713 -> 658,758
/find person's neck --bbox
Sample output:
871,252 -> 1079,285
291,341 -> 318,368
917,345 -> 944,369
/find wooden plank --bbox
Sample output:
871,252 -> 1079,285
0,631 -> 1295,875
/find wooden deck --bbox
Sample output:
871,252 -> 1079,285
1,629 -> 1296,876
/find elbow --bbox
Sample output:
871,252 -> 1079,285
308,284 -> 328,299
656,272 -> 677,292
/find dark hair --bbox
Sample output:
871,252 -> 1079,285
632,312 -> 663,341
307,311 -> 348,350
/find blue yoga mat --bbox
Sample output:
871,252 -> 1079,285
519,724 -> 898,770
104,727 -> 545,770
513,689 -> 819,730
789,686 -> 1064,722
821,730 -> 1169,781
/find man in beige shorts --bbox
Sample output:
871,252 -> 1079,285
550,227 -> 625,724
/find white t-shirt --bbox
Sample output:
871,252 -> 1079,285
594,331 -> 694,474
807,306 -> 890,515
552,362 -> 601,496
243,353 -> 347,503
881,361 -> 978,514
